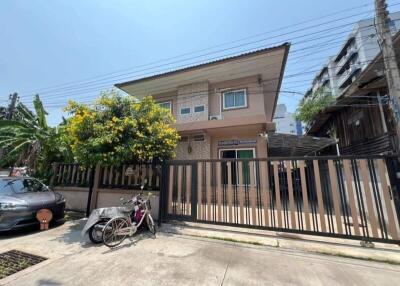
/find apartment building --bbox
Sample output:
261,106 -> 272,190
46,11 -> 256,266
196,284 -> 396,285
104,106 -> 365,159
115,43 -> 290,160
307,12 -> 400,98
273,104 -> 302,135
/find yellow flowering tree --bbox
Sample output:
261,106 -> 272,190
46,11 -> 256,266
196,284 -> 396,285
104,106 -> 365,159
64,90 -> 179,166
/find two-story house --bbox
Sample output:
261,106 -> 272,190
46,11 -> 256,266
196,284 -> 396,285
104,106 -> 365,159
115,43 -> 290,160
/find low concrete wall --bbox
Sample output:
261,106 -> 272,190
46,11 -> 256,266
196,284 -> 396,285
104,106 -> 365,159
53,186 -> 160,219
54,187 -> 88,211
97,188 -> 160,219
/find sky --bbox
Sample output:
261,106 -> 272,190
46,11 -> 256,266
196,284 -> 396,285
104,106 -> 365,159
1,0 -> 399,126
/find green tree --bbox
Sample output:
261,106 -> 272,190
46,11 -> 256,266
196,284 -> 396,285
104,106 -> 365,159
295,88 -> 334,125
0,95 -> 73,181
64,90 -> 179,166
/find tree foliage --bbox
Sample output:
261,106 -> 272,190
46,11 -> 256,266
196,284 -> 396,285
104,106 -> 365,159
64,90 -> 179,166
0,95 -> 73,181
295,88 -> 334,124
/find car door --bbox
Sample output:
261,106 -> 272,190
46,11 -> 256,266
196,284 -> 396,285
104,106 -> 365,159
11,178 -> 56,209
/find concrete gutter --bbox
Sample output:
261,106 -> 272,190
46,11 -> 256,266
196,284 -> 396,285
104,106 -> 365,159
160,221 -> 400,265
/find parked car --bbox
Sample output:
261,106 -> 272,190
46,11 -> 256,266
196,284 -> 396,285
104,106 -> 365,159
0,177 -> 65,232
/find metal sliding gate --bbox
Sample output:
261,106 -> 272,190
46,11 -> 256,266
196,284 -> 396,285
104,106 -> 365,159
160,156 -> 400,244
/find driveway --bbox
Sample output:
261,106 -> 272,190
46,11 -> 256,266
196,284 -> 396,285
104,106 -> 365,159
0,220 -> 399,286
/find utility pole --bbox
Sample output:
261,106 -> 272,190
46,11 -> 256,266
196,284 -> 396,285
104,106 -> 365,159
375,0 -> 400,153
6,92 -> 18,120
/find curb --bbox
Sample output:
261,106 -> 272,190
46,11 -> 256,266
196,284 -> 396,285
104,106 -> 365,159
160,221 -> 400,265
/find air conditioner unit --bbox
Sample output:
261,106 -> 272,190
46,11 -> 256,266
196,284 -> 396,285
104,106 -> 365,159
209,115 -> 223,120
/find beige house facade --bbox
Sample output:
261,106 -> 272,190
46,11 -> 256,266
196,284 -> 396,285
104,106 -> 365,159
115,43 -> 290,160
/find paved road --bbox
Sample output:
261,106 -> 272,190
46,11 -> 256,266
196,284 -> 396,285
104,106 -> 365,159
1,220 -> 400,286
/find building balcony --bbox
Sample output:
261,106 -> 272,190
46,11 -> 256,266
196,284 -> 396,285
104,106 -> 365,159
337,64 -> 361,89
335,47 -> 358,75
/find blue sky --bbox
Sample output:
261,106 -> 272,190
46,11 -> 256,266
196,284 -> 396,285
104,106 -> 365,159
1,0 -> 399,125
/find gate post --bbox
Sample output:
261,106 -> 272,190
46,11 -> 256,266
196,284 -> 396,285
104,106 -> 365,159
385,156 -> 400,224
191,162 -> 198,221
158,160 -> 169,226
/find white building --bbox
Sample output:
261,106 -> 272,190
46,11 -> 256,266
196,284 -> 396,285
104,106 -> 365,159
273,104 -> 302,135
307,12 -> 400,98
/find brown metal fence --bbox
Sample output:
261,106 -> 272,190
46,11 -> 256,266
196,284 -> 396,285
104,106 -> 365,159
161,156 -> 400,243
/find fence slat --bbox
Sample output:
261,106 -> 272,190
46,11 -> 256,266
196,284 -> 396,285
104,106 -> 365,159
167,165 -> 174,214
342,160 -> 361,236
313,160 -> 327,233
359,159 -> 379,238
227,162 -> 233,223
299,161 -> 311,231
377,159 -> 399,240
285,160 -> 297,229
259,161 -> 270,227
186,165 -> 192,216
327,160 -> 344,235
238,161 -> 245,224
216,162 -> 222,222
197,162 -> 203,220
249,161 -> 257,225
206,162 -> 212,221
273,161 -> 282,228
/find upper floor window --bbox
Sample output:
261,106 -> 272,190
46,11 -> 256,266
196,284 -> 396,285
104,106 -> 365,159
223,89 -> 247,110
180,107 -> 191,115
158,101 -> 172,112
194,105 -> 205,113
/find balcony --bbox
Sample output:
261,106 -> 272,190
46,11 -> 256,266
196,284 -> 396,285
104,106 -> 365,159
337,64 -> 361,88
335,46 -> 358,75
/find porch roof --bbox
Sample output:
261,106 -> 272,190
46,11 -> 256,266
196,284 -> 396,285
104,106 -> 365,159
266,133 -> 337,157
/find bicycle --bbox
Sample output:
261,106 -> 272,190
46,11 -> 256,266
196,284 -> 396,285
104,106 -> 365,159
102,191 -> 156,248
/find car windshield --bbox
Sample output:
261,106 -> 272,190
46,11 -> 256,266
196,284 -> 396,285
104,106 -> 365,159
0,179 -> 14,195
6,178 -> 48,194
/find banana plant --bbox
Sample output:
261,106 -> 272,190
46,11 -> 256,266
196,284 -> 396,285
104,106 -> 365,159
0,95 -> 51,169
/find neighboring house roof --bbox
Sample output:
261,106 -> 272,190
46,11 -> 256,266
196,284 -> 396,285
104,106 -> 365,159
306,31 -> 400,135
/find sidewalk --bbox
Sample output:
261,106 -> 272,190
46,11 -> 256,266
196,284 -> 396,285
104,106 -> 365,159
160,221 -> 400,265
1,219 -> 400,286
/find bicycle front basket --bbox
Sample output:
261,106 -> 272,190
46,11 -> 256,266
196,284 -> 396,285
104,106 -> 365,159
145,199 -> 151,210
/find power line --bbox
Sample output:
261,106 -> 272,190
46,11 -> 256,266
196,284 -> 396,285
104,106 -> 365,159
19,25 -> 394,104
17,3 -> 400,98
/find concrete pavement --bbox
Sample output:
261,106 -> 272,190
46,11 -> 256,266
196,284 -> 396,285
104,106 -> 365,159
0,220 -> 400,286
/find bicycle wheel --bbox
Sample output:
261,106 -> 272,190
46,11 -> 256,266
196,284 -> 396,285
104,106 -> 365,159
102,217 -> 129,247
146,214 -> 156,235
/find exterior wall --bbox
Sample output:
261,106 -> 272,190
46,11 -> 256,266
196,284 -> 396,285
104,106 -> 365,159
175,133 -> 211,160
209,127 -> 267,159
152,90 -> 178,116
53,186 -> 159,218
97,189 -> 159,219
54,187 -> 88,211
209,76 -> 267,120
176,82 -> 209,123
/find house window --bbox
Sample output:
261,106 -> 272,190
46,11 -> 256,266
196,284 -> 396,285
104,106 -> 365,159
180,107 -> 191,115
158,101 -> 172,112
193,134 -> 205,141
179,136 -> 189,142
219,148 -> 255,185
223,89 -> 247,110
194,105 -> 205,113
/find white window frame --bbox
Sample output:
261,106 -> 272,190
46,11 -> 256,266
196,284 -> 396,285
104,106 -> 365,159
180,107 -> 191,115
194,105 -> 205,113
222,89 -> 247,110
158,101 -> 172,112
